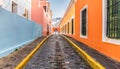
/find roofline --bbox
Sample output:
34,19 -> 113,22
59,0 -> 76,26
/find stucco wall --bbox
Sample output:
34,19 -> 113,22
0,8 -> 42,58
60,0 -> 120,62
31,0 -> 52,35
74,0 -> 120,62
60,3 -> 75,34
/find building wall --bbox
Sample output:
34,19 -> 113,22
52,27 -> 60,33
75,0 -> 120,62
0,8 -> 42,58
0,0 -> 31,19
31,0 -> 52,35
60,0 -> 120,62
60,0 -> 75,35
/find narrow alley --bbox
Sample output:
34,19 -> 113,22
0,0 -> 120,69
24,35 -> 91,69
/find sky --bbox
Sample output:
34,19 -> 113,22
48,0 -> 70,19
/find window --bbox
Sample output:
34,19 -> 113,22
23,8 -> 28,19
66,24 -> 68,34
63,26 -> 64,33
66,23 -> 68,34
65,24 -> 66,34
68,22 -> 69,34
0,1 -> 3,7
102,0 -> 120,45
47,24 -> 49,35
12,1 -> 17,13
66,24 -> 67,34
71,18 -> 74,34
81,7 -> 87,37
43,6 -> 47,12
106,0 -> 120,39
43,6 -> 48,12
62,27 -> 63,33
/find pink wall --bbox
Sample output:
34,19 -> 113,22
31,0 -> 51,35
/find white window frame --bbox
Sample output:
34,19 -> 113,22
102,0 -> 120,45
11,1 -> 18,13
80,5 -> 88,38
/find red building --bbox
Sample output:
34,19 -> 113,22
31,0 -> 52,35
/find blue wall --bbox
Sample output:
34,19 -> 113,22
0,8 -> 42,58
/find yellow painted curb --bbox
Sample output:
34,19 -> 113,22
15,35 -> 50,69
62,35 -> 105,69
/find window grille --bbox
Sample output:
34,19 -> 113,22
71,18 -> 74,34
107,0 -> 120,39
81,8 -> 87,36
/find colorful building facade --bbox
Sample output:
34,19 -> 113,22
60,0 -> 75,35
52,26 -> 60,33
0,0 -> 31,19
60,0 -> 120,62
31,0 -> 52,35
52,18 -> 61,33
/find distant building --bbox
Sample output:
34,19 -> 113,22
31,0 -> 52,35
0,0 -> 31,19
52,17 -> 61,34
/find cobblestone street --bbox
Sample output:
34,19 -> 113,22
24,35 -> 91,69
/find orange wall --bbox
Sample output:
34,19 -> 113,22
52,27 -> 60,33
73,0 -> 120,62
60,0 -> 120,62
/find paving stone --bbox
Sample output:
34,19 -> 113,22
24,35 -> 91,69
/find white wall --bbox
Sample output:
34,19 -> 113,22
0,0 -> 31,20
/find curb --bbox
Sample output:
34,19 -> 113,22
15,35 -> 50,69
62,35 -> 105,69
